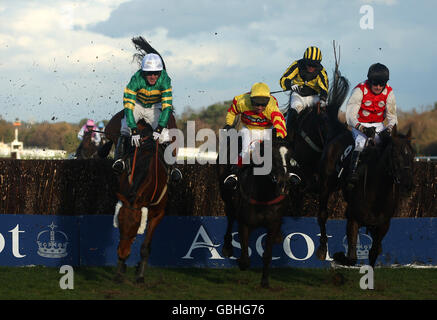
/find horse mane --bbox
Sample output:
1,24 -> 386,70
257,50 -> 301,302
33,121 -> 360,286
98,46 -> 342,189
131,36 -> 167,70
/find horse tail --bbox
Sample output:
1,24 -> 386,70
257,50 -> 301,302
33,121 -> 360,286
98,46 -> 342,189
131,36 -> 167,70
97,140 -> 113,159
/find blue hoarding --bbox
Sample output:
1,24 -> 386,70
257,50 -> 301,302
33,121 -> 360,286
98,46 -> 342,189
0,214 -> 436,268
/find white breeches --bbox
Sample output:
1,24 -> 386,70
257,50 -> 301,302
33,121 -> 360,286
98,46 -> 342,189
120,102 -> 170,143
351,122 -> 386,151
289,92 -> 320,113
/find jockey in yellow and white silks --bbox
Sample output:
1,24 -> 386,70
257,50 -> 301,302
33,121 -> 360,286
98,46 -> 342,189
345,63 -> 398,186
223,82 -> 287,187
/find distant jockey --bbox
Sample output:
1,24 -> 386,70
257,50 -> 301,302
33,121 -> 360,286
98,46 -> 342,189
77,119 -> 101,145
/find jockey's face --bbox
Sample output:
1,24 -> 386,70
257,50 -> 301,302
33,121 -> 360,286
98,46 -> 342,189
306,65 -> 317,73
143,71 -> 161,85
370,83 -> 385,95
253,104 -> 267,114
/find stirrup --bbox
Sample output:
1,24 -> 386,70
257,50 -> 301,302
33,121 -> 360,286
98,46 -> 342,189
224,174 -> 238,190
288,173 -> 301,185
170,168 -> 182,182
112,159 -> 125,174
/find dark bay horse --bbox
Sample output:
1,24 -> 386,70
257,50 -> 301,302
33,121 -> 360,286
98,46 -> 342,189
76,130 -> 99,159
218,135 -> 294,287
113,123 -> 169,283
318,126 -> 415,267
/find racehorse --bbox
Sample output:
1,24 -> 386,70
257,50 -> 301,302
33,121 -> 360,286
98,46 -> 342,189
318,125 -> 415,266
76,130 -> 98,159
218,134 -> 294,288
113,123 -> 169,283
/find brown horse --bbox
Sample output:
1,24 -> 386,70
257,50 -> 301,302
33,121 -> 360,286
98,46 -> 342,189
113,123 -> 169,283
76,130 -> 99,159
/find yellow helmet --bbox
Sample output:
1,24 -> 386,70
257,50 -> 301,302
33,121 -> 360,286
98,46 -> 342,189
250,82 -> 270,106
303,46 -> 322,64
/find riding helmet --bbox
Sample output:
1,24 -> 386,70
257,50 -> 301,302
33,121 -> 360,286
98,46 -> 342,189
367,63 -> 389,85
141,53 -> 163,72
303,46 -> 322,67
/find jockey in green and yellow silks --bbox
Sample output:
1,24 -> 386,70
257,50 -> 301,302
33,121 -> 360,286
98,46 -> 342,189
112,53 -> 180,181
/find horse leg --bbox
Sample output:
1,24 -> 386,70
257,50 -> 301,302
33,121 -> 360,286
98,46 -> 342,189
136,207 -> 165,283
334,215 -> 359,266
369,220 -> 390,268
222,204 -> 235,258
261,222 -> 280,288
316,189 -> 330,260
114,239 -> 133,282
237,223 -> 250,271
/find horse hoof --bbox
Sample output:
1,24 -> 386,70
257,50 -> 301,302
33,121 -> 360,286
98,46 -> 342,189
316,246 -> 327,261
136,276 -> 145,284
222,246 -> 233,258
333,252 -> 356,266
113,273 -> 124,283
237,258 -> 250,271
261,279 -> 270,288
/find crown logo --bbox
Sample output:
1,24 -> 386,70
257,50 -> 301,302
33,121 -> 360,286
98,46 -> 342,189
342,233 -> 373,260
37,222 -> 69,258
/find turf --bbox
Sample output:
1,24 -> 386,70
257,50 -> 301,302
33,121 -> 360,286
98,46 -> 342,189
0,266 -> 436,300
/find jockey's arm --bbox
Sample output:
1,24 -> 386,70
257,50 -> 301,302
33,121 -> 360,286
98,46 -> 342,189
345,87 -> 364,129
265,103 -> 287,139
77,126 -> 85,141
225,98 -> 239,126
157,84 -> 173,128
123,76 -> 140,130
317,69 -> 329,101
385,91 -> 398,129
279,61 -> 299,91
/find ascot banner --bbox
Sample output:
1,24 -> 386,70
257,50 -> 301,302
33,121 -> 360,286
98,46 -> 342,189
0,214 -> 436,267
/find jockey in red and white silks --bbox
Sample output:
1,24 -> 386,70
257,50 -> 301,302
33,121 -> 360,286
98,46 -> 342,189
346,65 -> 397,152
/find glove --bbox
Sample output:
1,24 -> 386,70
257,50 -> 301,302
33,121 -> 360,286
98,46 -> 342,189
379,127 -> 392,140
153,125 -> 163,141
290,84 -> 300,92
362,126 -> 376,138
131,128 -> 141,147
319,99 -> 327,108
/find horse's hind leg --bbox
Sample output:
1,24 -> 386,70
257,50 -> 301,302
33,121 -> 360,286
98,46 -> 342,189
237,224 -> 250,271
316,189 -> 330,260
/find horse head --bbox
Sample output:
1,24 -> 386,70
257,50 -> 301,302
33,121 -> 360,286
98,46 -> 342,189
115,192 -> 146,260
388,125 -> 416,194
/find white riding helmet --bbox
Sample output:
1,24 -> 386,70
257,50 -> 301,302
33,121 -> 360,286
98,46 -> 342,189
141,53 -> 163,72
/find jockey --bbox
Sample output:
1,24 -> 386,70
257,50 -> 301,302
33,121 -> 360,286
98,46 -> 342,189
345,63 -> 398,185
77,119 -> 101,145
222,82 -> 287,188
279,46 -> 329,130
112,53 -> 182,181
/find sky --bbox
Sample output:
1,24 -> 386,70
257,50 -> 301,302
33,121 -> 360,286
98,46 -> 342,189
0,0 -> 436,124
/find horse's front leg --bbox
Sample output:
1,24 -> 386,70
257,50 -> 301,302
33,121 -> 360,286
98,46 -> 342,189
261,222 -> 280,288
114,258 -> 127,283
136,207 -> 165,283
333,212 -> 358,266
369,220 -> 390,268
222,204 -> 235,258
316,189 -> 330,260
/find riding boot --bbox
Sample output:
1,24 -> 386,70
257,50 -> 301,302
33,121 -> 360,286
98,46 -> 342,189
286,108 -> 298,133
112,135 -> 128,175
347,151 -> 361,189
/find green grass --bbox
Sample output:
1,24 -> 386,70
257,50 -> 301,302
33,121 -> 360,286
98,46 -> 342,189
0,266 -> 436,300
